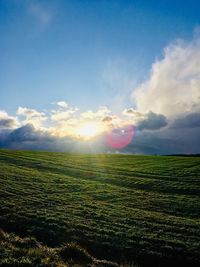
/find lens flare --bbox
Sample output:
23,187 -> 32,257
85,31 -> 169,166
105,125 -> 135,149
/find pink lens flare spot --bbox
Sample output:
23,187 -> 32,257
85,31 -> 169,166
105,125 -> 135,149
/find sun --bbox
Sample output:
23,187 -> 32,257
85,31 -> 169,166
76,122 -> 100,139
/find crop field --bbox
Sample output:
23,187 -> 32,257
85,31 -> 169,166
0,149 -> 200,266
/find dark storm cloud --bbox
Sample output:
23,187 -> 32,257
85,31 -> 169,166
0,124 -> 73,152
171,113 -> 200,129
115,127 -> 200,155
0,118 -> 17,129
8,124 -> 52,142
137,111 -> 167,131
0,120 -> 200,155
0,124 -> 106,153
120,126 -> 200,155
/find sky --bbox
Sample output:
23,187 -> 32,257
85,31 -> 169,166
0,0 -> 200,154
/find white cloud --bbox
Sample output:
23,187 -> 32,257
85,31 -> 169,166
81,106 -> 111,119
56,101 -> 68,109
50,102 -> 78,123
133,36 -> 200,118
122,108 -> 145,123
17,106 -> 47,128
51,110 -> 76,122
17,107 -> 44,117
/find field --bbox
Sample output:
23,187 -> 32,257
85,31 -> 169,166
0,149 -> 200,266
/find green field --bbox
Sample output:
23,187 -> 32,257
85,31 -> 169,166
0,149 -> 200,266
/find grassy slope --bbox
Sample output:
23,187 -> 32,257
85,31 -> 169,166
0,149 -> 200,266
0,229 -> 118,266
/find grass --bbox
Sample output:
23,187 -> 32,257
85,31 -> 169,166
0,149 -> 199,266
0,229 -> 118,266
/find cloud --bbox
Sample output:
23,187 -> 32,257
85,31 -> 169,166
56,101 -> 68,109
0,123 -> 106,153
171,112 -> 200,129
122,108 -> 146,124
17,107 -> 44,117
48,104 -> 112,138
0,111 -> 19,129
0,124 -> 74,152
137,111 -> 167,131
51,110 -> 76,122
81,107 -> 111,119
123,108 -> 142,117
17,107 -> 47,127
8,124 -> 48,142
122,109 -> 167,130
133,36 -> 200,118
102,116 -> 113,122
1,121 -> 199,155
123,33 -> 200,154
116,125 -> 200,155
50,102 -> 78,123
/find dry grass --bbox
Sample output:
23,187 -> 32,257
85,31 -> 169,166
0,229 -> 119,267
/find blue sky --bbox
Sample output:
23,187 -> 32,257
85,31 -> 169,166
0,0 -> 200,114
